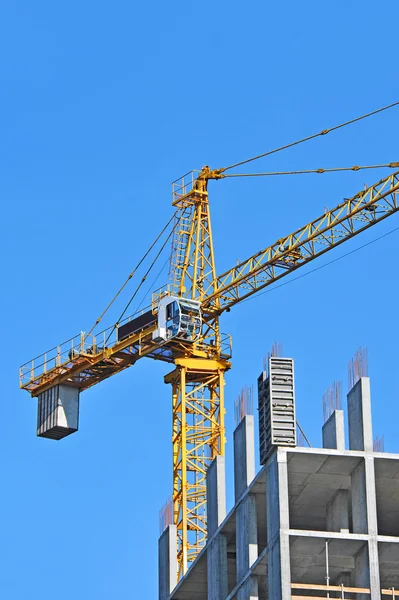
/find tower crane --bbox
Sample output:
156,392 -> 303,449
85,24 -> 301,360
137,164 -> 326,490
20,101 -> 399,579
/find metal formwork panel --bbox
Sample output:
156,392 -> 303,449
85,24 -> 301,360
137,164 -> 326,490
258,357 -> 296,464
37,384 -> 79,440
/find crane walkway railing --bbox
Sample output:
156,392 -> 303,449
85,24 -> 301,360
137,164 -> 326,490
20,312 -> 232,394
172,170 -> 201,205
19,308 -> 155,392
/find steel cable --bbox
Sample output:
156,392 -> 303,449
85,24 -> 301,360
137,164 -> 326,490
223,162 -> 399,178
105,224 -> 175,344
85,210 -> 178,339
221,101 -> 399,173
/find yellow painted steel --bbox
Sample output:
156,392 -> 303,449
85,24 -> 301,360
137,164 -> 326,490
165,359 -> 227,578
203,171 -> 399,314
168,169 -> 227,574
20,165 -> 399,581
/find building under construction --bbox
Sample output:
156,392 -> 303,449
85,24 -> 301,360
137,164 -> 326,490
159,354 -> 399,600
18,102 -> 399,599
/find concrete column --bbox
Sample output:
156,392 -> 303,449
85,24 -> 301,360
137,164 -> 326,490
206,453 -> 228,600
234,416 -> 258,599
368,538 -> 381,600
158,524 -> 177,600
350,456 -> 380,599
238,576 -> 259,600
326,489 -> 349,532
347,378 -> 380,597
207,534 -> 228,600
364,455 -> 381,600
322,409 -> 345,451
348,376 -> 380,600
234,415 -> 256,501
206,456 -> 227,537
266,449 -> 291,600
351,460 -> 368,534
354,544 -> 370,600
236,494 -> 258,581
347,378 -> 373,451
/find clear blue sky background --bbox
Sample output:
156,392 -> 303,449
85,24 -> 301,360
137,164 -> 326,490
1,1 -> 399,597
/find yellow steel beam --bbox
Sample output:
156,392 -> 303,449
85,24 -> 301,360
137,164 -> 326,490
173,357 -> 231,372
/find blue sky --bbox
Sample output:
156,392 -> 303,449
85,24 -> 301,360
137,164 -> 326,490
1,1 -> 399,597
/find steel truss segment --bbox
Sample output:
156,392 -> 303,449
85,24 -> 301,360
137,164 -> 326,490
167,359 -> 227,579
203,172 -> 399,313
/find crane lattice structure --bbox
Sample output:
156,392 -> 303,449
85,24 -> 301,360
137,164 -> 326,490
20,102 -> 399,579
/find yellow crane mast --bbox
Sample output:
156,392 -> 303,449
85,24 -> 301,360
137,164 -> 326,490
20,103 -> 399,579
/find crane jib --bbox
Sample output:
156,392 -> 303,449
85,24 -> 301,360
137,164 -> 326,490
202,171 -> 399,314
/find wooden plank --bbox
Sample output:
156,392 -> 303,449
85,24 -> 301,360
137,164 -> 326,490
292,596 -> 343,600
291,583 -> 370,593
292,596 -> 332,600
292,594 -> 399,600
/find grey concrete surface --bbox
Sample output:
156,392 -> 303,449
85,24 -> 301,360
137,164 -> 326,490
375,457 -> 399,536
236,494 -> 258,581
351,460 -> 368,534
234,416 -> 256,501
159,525 -> 177,600
379,542 -> 399,588
354,544 -> 370,600
207,534 -> 228,600
288,450 -> 361,531
237,576 -> 258,600
290,535 -> 366,584
322,409 -> 345,451
326,489 -> 350,532
207,456 -> 227,537
266,450 -> 291,600
348,377 -> 373,452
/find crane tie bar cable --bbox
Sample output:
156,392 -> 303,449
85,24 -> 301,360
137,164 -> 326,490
223,162 -> 399,178
85,210 -> 178,339
220,101 -> 399,173
105,224 -> 176,344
